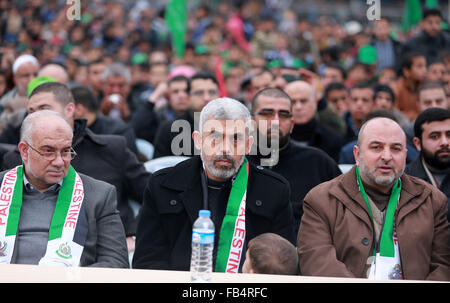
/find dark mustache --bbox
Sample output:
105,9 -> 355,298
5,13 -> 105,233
437,147 -> 450,153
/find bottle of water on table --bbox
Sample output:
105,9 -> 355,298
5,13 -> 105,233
190,210 -> 215,282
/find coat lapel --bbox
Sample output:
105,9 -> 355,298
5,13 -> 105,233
179,180 -> 203,225
329,166 -> 374,230
160,156 -> 204,225
396,174 -> 429,225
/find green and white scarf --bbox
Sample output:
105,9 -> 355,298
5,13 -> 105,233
356,166 -> 403,280
0,165 -> 85,267
215,157 -> 249,273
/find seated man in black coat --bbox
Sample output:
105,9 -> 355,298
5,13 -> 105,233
133,97 -> 295,272
247,87 -> 342,234
284,80 -> 343,162
2,82 -> 150,253
405,108 -> 450,222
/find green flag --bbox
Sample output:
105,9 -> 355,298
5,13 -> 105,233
402,0 -> 422,33
165,0 -> 187,58
425,0 -> 439,8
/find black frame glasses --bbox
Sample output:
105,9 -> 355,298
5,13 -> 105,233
254,109 -> 293,119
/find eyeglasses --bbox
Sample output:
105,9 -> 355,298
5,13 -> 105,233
190,89 -> 219,97
26,142 -> 77,161
254,109 -> 292,119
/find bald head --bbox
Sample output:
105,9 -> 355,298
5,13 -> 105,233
357,117 -> 406,148
38,64 -> 69,84
20,110 -> 73,145
19,110 -> 74,191
284,80 -> 317,124
284,80 -> 314,101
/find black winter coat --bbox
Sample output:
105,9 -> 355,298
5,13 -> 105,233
248,140 -> 342,235
405,156 -> 450,222
132,156 -> 295,271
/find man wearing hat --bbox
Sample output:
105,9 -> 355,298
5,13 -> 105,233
0,54 -> 39,110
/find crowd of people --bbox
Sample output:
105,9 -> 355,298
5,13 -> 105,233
0,0 -> 449,280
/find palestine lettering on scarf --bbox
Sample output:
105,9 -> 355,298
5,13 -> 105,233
64,176 -> 84,229
0,169 -> 17,225
226,204 -> 246,273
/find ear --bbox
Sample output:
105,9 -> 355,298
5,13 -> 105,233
402,67 -> 410,79
74,104 -> 85,119
413,137 -> 422,152
353,144 -> 360,166
192,130 -> 202,151
18,141 -> 29,162
64,103 -> 76,121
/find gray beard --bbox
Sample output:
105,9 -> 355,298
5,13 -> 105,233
201,153 -> 244,180
359,155 -> 404,188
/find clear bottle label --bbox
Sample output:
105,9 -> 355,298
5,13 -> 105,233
192,231 -> 214,245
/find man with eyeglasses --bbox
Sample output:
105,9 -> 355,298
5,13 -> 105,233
0,110 -> 128,267
284,80 -> 344,162
152,72 -> 220,158
0,54 -> 39,111
2,82 -> 150,255
248,87 -> 341,235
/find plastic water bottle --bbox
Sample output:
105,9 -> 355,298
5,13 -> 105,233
190,210 -> 215,282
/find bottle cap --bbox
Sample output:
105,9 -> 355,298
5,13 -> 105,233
199,210 -> 211,217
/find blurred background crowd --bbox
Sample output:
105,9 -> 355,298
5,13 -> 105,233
0,0 -> 449,165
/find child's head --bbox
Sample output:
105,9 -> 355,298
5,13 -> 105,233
242,233 -> 298,275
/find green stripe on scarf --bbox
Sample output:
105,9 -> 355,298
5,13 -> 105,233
5,165 -> 77,240
356,166 -> 401,257
215,158 -> 248,272
48,166 -> 76,240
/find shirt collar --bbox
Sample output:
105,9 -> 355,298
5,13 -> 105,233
23,172 -> 62,193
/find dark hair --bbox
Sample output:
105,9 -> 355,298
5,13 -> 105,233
418,81 -> 446,102
325,63 -> 347,80
400,51 -> 425,77
351,81 -> 373,91
189,72 -> 219,92
374,84 -> 395,103
168,75 -> 188,86
324,82 -> 347,99
87,58 -> 106,71
414,108 -> 450,139
29,82 -> 74,106
71,86 -> 99,112
251,87 -> 292,114
427,58 -> 445,68
247,233 -> 298,275
423,8 -> 442,20
252,68 -> 275,81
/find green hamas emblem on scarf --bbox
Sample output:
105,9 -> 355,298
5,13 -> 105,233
56,242 -> 72,259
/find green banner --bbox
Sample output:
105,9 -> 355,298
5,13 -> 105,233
165,0 -> 187,57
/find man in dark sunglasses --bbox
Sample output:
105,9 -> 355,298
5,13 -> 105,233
248,87 -> 341,235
